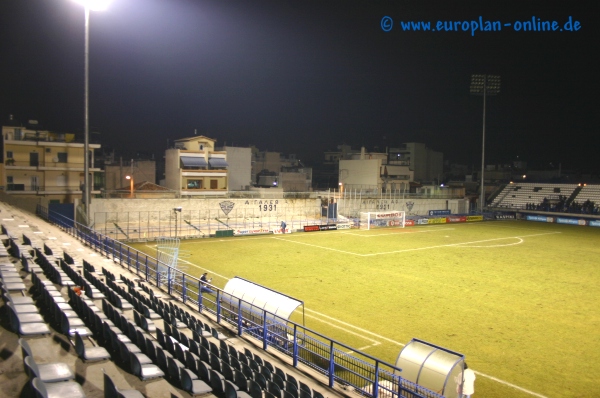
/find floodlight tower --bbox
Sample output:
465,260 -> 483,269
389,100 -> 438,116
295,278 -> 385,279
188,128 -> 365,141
72,0 -> 111,224
470,74 -> 500,213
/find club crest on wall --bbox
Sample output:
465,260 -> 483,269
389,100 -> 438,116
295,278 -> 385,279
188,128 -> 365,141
406,201 -> 415,212
219,201 -> 235,216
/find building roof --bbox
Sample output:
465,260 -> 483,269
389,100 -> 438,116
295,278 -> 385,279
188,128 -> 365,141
174,135 -> 216,143
117,181 -> 172,191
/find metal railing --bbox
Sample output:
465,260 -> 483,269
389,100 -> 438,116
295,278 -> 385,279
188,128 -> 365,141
37,205 -> 443,398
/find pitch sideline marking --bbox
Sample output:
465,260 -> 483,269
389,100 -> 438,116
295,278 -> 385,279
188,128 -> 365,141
146,244 -> 548,398
306,309 -> 549,398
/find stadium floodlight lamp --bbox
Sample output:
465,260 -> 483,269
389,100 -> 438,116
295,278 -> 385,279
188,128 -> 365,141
470,74 -> 501,214
73,0 -> 112,11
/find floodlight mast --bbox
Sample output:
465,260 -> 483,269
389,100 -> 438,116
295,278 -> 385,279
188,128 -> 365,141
72,0 -> 111,225
470,74 -> 500,214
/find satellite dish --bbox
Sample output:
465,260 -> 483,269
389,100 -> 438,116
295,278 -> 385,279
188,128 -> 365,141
52,157 -> 59,163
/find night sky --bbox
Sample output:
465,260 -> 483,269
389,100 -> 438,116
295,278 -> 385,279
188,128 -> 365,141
1,0 -> 598,170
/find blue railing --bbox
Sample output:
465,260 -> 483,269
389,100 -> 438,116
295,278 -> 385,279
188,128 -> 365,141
37,205 -> 443,398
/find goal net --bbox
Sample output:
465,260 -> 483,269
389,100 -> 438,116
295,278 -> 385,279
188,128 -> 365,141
359,211 -> 406,230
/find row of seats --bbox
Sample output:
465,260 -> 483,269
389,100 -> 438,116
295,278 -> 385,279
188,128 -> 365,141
2,208 -> 328,398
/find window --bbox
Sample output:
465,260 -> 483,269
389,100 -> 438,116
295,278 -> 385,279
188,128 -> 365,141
57,152 -> 68,163
6,151 -> 13,158
210,179 -> 218,189
7,176 -> 13,183
187,180 -> 202,189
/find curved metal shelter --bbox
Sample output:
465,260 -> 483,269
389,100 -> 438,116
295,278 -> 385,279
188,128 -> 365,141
222,277 -> 304,325
395,338 -> 464,396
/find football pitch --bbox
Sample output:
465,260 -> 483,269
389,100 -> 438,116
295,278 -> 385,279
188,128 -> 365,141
130,220 -> 600,398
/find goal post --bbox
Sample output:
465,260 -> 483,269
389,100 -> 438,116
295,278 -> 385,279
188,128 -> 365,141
359,211 -> 406,230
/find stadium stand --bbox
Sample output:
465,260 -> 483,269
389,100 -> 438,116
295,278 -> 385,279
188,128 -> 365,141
491,183 -> 580,209
0,201 -> 335,398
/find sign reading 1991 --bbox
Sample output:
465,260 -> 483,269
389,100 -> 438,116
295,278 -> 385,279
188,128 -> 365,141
245,199 -> 279,212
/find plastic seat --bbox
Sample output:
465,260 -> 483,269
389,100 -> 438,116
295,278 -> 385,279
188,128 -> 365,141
130,351 -> 164,381
103,369 -> 144,398
221,362 -> 238,387
31,377 -> 86,398
167,355 -> 186,386
212,326 -> 228,341
234,369 -> 249,392
74,331 -> 111,362
267,381 -> 282,398
299,382 -> 312,397
7,304 -> 50,336
61,312 -> 92,337
248,379 -> 264,398
181,364 -> 213,396
185,350 -> 200,374
209,369 -> 226,398
24,356 -> 75,383
225,379 -> 253,398
198,360 -> 212,384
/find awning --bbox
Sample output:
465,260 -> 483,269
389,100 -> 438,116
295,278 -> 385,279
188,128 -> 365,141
222,277 -> 303,323
208,157 -> 229,168
181,156 -> 207,167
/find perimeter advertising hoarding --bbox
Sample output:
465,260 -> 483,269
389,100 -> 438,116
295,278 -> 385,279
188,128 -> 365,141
303,224 -> 338,232
556,218 -> 587,226
234,228 -> 271,236
336,223 -> 352,230
590,220 -> 600,228
428,218 -> 447,224
526,215 -> 555,223
446,216 -> 467,223
466,216 -> 483,222
429,210 -> 451,216
272,228 -> 292,234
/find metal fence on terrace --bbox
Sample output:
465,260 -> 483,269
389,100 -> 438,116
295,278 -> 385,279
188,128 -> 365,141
37,205 -> 444,398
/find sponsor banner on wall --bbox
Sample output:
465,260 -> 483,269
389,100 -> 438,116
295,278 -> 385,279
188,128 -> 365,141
556,218 -> 587,226
428,218 -> 447,224
235,228 -> 271,236
446,216 -> 467,223
336,223 -> 352,230
303,224 -> 338,232
429,210 -> 451,216
271,228 -> 292,234
495,214 -> 515,219
319,224 -> 338,231
375,212 -> 403,219
417,219 -> 429,225
405,220 -> 415,227
466,216 -> 483,222
526,215 -> 555,223
590,220 -> 600,228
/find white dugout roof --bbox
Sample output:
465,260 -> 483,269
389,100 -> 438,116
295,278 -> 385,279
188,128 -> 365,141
223,277 -> 304,323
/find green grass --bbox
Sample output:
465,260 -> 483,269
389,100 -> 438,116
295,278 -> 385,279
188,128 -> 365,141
130,220 -> 600,398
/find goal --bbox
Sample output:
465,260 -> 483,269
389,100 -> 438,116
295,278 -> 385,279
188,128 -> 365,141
359,211 -> 406,230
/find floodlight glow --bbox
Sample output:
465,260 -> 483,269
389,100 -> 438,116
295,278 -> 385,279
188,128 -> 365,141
125,175 -> 131,180
73,0 -> 111,11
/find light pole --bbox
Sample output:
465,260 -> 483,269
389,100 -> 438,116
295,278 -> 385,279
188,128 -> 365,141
470,74 -> 500,214
125,175 -> 133,197
73,0 -> 111,224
